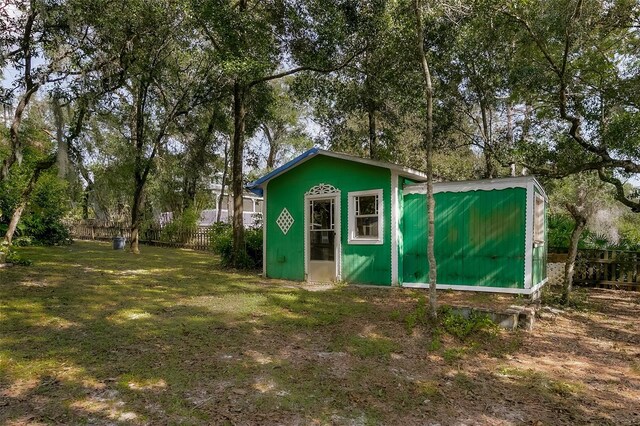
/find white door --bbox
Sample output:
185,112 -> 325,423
307,197 -> 338,282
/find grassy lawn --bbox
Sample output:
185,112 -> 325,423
1,241 -> 639,425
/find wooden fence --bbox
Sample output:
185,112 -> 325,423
573,249 -> 640,291
67,221 -> 214,251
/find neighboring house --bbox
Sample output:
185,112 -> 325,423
159,184 -> 263,228
247,148 -> 548,295
198,184 -> 263,227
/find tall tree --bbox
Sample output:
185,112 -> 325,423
84,0 -> 223,253
413,0 -> 438,318
196,0 -> 363,266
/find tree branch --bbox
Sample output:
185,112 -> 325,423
248,47 -> 366,87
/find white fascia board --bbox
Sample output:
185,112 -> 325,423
403,176 -> 536,196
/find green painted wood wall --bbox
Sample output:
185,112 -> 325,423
402,188 -> 527,288
265,155 -> 392,285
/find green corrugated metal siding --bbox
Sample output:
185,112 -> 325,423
532,187 -> 548,286
402,188 -> 527,288
402,194 -> 429,283
266,155 -> 392,285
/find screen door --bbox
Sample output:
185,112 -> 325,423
308,197 -> 337,282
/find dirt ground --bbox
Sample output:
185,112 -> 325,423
1,242 -> 639,425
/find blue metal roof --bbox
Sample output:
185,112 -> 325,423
246,147 -> 319,196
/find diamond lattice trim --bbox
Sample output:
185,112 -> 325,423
276,208 -> 294,235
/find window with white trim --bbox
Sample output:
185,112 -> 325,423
348,189 -> 383,244
533,193 -> 545,245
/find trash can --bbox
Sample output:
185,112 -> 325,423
113,236 -> 126,250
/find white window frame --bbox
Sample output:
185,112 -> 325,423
348,189 -> 383,245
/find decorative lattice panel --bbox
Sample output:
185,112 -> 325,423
276,208 -> 294,235
305,183 -> 339,196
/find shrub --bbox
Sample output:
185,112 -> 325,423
160,207 -> 200,243
0,241 -> 32,266
21,174 -> 72,246
439,306 -> 499,340
209,223 -> 263,269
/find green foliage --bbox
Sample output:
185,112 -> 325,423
404,294 -> 428,333
0,242 -> 32,266
160,207 -> 200,243
548,213 -> 589,249
616,214 -> 640,251
12,236 -> 34,247
209,223 -> 263,269
21,174 -> 72,246
442,347 -> 465,363
548,212 -> 640,251
439,306 -> 498,341
335,335 -> 398,360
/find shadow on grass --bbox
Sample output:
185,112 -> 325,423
0,241 -> 638,424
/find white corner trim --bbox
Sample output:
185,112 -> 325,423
262,184 -> 267,277
403,176 -> 535,196
335,195 -> 342,281
390,172 -> 399,286
524,179 -> 534,289
347,189 -> 384,245
532,177 -> 549,202
303,193 -> 308,281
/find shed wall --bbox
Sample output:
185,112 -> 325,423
402,187 -> 527,289
266,155 -> 392,285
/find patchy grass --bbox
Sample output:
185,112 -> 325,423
1,241 -> 639,425
497,367 -> 584,398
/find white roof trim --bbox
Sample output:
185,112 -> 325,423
403,176 -> 545,196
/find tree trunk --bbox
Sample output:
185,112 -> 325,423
52,97 -> 69,179
183,176 -> 197,211
413,0 -> 438,319
264,125 -> 277,170
130,182 -> 144,254
506,102 -> 516,176
231,82 -> 247,265
562,204 -> 587,305
82,183 -> 93,219
367,106 -> 377,160
484,149 -> 497,179
129,81 -> 148,255
479,102 -> 496,179
217,139 -> 229,223
4,203 -> 26,246
3,156 -> 56,245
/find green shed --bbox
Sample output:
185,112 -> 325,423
247,148 -> 548,295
